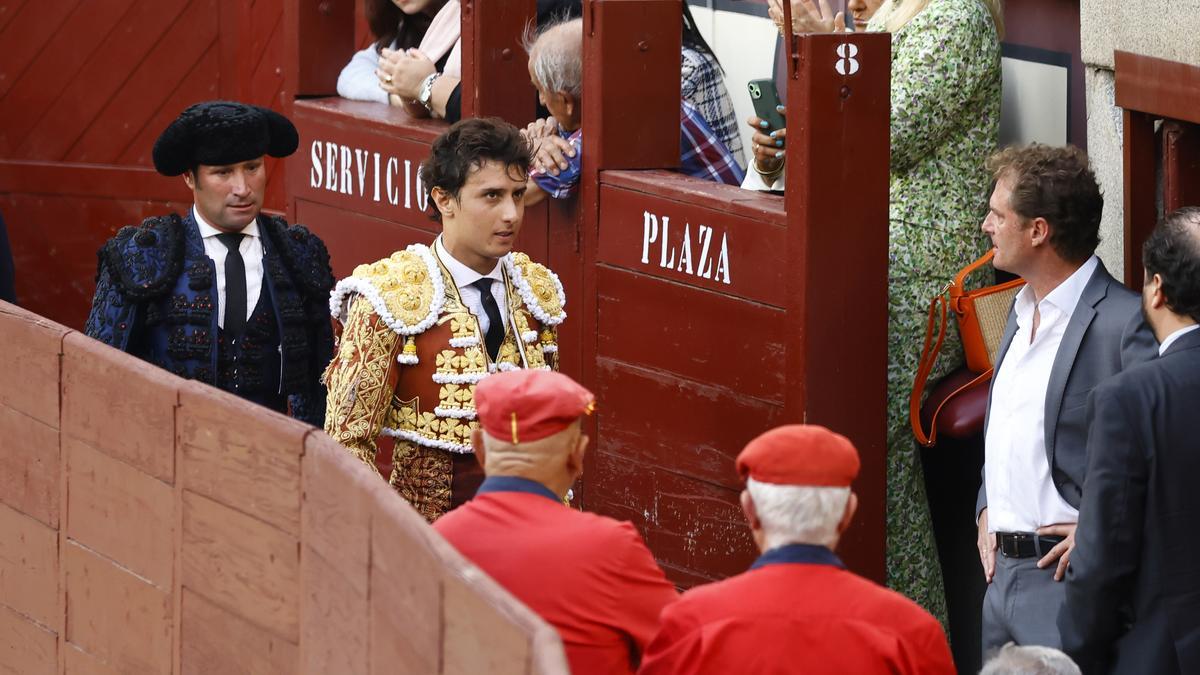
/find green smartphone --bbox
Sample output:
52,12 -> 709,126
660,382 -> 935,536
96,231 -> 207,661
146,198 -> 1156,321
747,78 -> 785,131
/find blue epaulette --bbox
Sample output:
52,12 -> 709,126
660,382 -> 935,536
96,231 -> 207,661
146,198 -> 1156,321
100,213 -> 186,301
261,215 -> 334,300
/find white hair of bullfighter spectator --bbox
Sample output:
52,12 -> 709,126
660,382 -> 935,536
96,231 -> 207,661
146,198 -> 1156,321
745,477 -> 850,550
522,17 -> 583,98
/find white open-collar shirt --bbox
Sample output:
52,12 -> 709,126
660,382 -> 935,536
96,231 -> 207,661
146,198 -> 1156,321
194,207 -> 264,330
434,236 -> 509,336
985,255 -> 1098,533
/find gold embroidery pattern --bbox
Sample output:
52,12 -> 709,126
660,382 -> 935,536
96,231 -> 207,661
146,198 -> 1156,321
324,295 -> 400,475
511,253 -> 566,321
353,249 -> 437,327
390,439 -> 451,522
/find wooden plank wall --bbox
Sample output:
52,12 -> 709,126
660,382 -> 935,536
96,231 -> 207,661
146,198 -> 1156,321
0,0 -> 288,329
0,299 -> 569,675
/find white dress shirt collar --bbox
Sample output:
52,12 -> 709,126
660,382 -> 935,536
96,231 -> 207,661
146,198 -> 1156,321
434,235 -> 503,289
193,206 -> 260,241
1012,255 -> 1099,327
1159,324 -> 1200,356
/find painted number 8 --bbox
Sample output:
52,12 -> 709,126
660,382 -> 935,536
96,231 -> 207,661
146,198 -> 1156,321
836,43 -> 860,75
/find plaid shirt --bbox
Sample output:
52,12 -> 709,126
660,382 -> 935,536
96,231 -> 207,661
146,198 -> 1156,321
530,102 -> 744,199
679,100 -> 745,186
682,46 -> 746,170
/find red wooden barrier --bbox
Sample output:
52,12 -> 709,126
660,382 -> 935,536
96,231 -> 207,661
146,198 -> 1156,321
579,0 -> 891,584
0,300 -> 569,674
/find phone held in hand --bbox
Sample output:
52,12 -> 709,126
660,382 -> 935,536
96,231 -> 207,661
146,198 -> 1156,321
747,78 -> 785,131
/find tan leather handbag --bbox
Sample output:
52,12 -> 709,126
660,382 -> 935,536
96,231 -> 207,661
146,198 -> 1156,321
910,249 -> 1024,447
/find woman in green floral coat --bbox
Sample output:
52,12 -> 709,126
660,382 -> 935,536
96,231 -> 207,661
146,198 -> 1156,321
764,0 -> 1003,623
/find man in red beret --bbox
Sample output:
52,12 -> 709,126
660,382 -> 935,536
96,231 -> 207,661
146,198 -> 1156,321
638,425 -> 955,675
434,369 -> 678,675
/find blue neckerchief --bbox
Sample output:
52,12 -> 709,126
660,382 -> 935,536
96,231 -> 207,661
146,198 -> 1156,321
749,543 -> 845,570
476,476 -> 561,503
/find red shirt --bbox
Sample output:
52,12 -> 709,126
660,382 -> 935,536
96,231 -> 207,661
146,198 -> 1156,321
639,544 -> 956,675
434,477 -> 679,674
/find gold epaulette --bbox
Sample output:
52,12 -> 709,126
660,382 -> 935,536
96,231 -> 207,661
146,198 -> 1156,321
328,244 -> 445,336
506,252 -> 567,326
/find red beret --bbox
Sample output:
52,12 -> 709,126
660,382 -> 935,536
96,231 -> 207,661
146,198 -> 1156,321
736,425 -> 860,487
475,370 -> 595,444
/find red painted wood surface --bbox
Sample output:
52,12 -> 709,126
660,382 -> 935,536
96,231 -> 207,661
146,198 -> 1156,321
0,0 -> 289,325
460,0 -> 538,124
782,33 -> 891,581
1115,52 -> 1200,286
579,0 -> 891,585
1163,121 -> 1200,214
285,0 -> 355,98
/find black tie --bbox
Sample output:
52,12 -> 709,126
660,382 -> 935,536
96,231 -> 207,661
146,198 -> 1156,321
216,232 -> 247,338
472,278 -> 505,360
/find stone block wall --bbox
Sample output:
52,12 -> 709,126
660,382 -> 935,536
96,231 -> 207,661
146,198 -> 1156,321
0,300 -> 568,675
1081,0 -> 1200,279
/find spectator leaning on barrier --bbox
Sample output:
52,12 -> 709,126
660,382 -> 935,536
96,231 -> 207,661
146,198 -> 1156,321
1059,207 -> 1200,675
84,101 -> 334,426
366,0 -> 464,122
763,0 -> 1005,625
639,425 -> 955,675
336,0 -> 448,104
521,17 -> 744,208
976,144 -> 1156,655
435,369 -> 678,675
323,118 -> 568,523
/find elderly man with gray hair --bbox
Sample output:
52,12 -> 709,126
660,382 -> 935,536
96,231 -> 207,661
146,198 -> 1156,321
981,643 -> 1081,675
638,425 -> 955,675
520,17 -> 744,207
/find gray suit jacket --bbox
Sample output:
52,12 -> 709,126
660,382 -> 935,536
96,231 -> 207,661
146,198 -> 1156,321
976,260 -> 1157,518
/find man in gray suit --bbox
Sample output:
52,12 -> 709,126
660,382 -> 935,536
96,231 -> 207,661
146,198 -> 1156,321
1060,207 -> 1200,674
974,144 -> 1156,654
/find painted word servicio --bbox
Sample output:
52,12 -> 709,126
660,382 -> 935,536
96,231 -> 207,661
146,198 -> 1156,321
309,140 -> 429,211
641,211 -> 731,285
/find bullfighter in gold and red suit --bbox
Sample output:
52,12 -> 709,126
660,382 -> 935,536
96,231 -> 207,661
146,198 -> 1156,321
323,118 -> 566,522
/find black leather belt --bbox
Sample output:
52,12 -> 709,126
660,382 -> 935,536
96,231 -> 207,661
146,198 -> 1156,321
996,532 -> 1065,559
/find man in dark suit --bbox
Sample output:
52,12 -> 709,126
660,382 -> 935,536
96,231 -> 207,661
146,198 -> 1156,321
1059,206 -> 1200,674
84,101 -> 334,425
975,144 -> 1157,654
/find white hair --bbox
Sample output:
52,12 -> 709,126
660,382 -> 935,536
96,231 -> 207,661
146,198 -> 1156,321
980,643 -> 1081,675
745,478 -> 850,549
521,17 -> 583,98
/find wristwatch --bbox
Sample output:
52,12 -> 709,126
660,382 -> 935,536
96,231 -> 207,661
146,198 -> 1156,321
418,72 -> 441,113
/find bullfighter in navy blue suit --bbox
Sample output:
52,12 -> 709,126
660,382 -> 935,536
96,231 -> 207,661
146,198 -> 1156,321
84,101 -> 333,425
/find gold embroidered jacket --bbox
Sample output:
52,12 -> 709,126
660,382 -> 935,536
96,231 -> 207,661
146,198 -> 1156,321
323,244 -> 565,515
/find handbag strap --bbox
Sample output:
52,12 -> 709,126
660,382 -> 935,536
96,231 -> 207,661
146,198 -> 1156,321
910,291 -> 949,446
909,285 -> 993,448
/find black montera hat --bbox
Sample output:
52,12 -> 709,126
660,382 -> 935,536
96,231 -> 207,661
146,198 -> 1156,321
152,101 -> 299,176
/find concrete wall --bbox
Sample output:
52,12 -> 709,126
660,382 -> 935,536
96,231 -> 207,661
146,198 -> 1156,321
1081,0 -> 1200,280
0,301 -> 567,675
